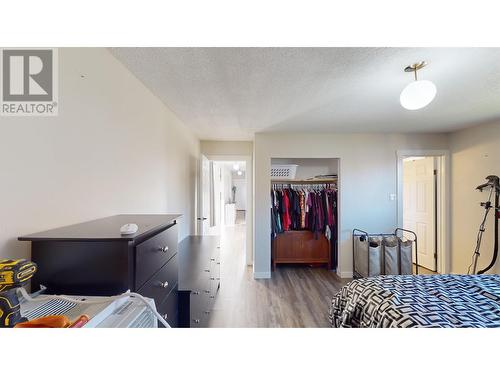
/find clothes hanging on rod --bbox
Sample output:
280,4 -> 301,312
271,183 -> 338,269
271,183 -> 337,240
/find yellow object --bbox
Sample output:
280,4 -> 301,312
0,259 -> 37,292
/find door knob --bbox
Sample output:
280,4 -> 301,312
160,281 -> 169,288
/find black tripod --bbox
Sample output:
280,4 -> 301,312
470,175 -> 500,275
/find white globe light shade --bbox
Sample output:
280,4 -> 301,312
400,80 -> 437,110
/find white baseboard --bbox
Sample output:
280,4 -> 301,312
253,271 -> 271,279
338,270 -> 353,279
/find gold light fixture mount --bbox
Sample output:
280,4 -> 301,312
404,61 -> 428,80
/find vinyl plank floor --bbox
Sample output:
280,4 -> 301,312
208,222 -> 349,328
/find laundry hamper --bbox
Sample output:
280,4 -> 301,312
353,234 -> 383,278
399,238 -> 414,275
382,235 -> 400,275
353,228 -> 418,279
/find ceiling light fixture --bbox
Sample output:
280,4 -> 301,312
400,61 -> 436,110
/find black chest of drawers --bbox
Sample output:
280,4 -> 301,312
178,236 -> 220,327
19,214 -> 181,327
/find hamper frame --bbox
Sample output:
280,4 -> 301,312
352,227 -> 418,279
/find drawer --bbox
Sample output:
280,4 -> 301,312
136,225 -> 178,289
190,289 -> 210,327
137,254 -> 178,308
158,287 -> 178,328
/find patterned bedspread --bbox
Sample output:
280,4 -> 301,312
329,274 -> 500,328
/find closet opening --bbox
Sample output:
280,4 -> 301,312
271,158 -> 339,272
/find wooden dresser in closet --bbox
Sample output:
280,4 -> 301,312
19,214 -> 181,327
272,230 -> 331,270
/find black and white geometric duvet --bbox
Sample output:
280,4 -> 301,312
329,274 -> 500,328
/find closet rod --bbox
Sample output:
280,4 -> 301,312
271,179 -> 337,184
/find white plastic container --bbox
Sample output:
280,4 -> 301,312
271,164 -> 298,180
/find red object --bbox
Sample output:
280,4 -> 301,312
69,315 -> 90,328
282,190 -> 291,231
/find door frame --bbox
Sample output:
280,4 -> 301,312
197,154 -> 211,235
199,154 -> 253,266
396,149 -> 450,274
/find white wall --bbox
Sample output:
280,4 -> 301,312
0,48 -> 199,260
254,132 -> 449,278
450,121 -> 500,274
233,177 -> 246,210
201,141 -> 253,156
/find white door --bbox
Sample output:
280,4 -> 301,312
403,157 -> 437,271
197,154 -> 210,235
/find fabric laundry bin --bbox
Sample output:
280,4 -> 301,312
354,236 -> 383,278
399,239 -> 414,275
383,235 -> 400,275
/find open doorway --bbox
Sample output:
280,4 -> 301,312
402,156 -> 439,274
213,161 -> 247,231
397,150 -> 450,275
198,155 -> 249,263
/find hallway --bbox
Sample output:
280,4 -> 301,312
208,217 -> 348,328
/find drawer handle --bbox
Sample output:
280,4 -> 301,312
204,269 -> 210,272
159,245 -> 169,252
204,311 -> 210,315
159,281 -> 169,288
210,296 -> 215,299
210,258 -> 215,261
192,291 -> 200,295
193,319 -> 200,324
210,277 -> 215,280
204,290 -> 210,294
217,262 -> 221,265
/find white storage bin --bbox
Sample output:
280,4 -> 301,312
271,164 -> 298,180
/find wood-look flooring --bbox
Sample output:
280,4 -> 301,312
208,218 -> 349,328
413,264 -> 438,275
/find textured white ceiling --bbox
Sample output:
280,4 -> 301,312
110,48 -> 500,140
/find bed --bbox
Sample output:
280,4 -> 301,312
329,274 -> 500,328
